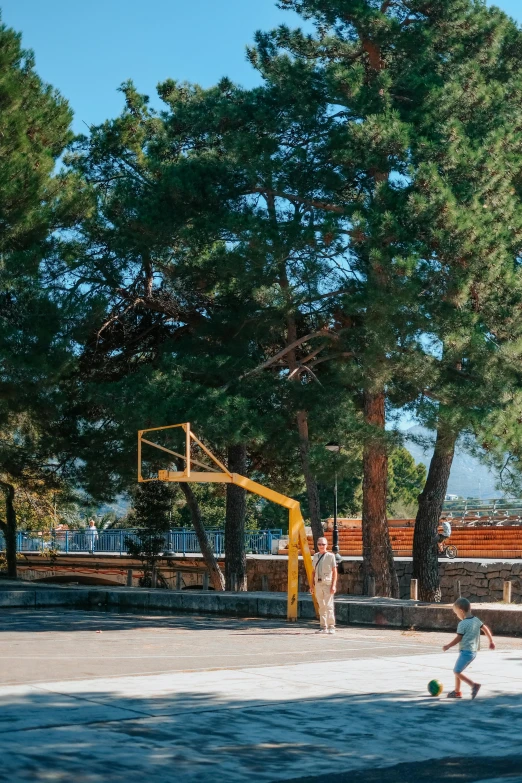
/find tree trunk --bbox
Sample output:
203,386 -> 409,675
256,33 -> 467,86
0,481 -> 17,579
412,426 -> 457,602
362,391 -> 398,597
177,476 -> 225,592
225,443 -> 247,591
283,307 -> 322,547
296,410 -> 323,547
274,233 -> 324,548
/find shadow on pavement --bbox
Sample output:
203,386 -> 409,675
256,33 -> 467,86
286,756 -> 522,783
0,680 -> 521,783
0,607 -> 294,634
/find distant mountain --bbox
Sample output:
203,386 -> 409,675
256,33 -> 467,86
403,426 -> 501,499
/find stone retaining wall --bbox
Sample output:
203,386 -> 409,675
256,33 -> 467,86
246,558 -> 522,603
14,555 -> 522,604
396,560 -> 522,603
1,584 -> 521,635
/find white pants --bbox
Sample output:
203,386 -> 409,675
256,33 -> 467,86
315,582 -> 335,628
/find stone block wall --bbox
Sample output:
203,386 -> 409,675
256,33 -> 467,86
394,560 -> 522,603
15,554 -> 522,603
437,561 -> 522,603
246,558 -> 365,595
245,557 -> 522,604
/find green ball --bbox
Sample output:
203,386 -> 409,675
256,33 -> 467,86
428,679 -> 443,696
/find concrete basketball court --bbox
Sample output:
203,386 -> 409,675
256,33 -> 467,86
0,609 -> 521,782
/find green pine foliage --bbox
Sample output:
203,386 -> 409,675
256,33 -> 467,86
0,17 -> 73,263
246,0 -> 522,594
387,448 -> 426,519
5,2 -> 522,597
0,17 -> 83,575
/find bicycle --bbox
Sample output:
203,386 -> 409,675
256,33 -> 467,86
439,541 -> 458,559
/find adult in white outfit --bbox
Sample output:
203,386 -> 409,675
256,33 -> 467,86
310,536 -> 338,634
86,519 -> 98,553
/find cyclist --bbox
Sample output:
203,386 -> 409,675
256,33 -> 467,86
437,518 -> 452,553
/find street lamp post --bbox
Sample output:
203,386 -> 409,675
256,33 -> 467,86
325,442 -> 342,566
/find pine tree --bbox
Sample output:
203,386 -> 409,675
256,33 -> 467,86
245,0 -> 522,596
408,5 -> 522,600
126,482 -> 175,588
62,77 -> 354,587
60,83 -> 271,589
0,288 -> 78,577
0,17 -> 78,576
53,0 -> 522,607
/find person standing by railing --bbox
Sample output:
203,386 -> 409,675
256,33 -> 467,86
86,520 -> 98,554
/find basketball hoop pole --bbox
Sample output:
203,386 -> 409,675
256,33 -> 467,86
137,423 -> 317,621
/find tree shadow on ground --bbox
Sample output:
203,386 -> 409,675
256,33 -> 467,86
0,607 -> 297,634
0,677 -> 521,783
287,756 -> 522,783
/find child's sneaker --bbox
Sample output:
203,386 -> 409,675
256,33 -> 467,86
327,628 -> 336,634
315,628 -> 328,634
471,683 -> 481,700
446,691 -> 463,699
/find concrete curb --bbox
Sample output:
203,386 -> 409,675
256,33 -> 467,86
0,586 -> 520,635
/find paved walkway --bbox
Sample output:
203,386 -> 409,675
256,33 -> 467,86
0,610 -> 521,782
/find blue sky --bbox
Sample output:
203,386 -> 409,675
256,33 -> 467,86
1,1 -> 521,134
0,1 -> 304,133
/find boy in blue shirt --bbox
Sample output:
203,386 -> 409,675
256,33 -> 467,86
443,597 -> 495,699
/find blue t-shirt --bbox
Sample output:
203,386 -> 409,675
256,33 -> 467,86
457,616 -> 483,651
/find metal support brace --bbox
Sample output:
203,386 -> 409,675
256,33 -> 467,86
138,423 -> 317,620
287,507 -> 300,621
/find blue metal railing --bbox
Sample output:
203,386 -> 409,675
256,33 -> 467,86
1,528 -> 282,556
